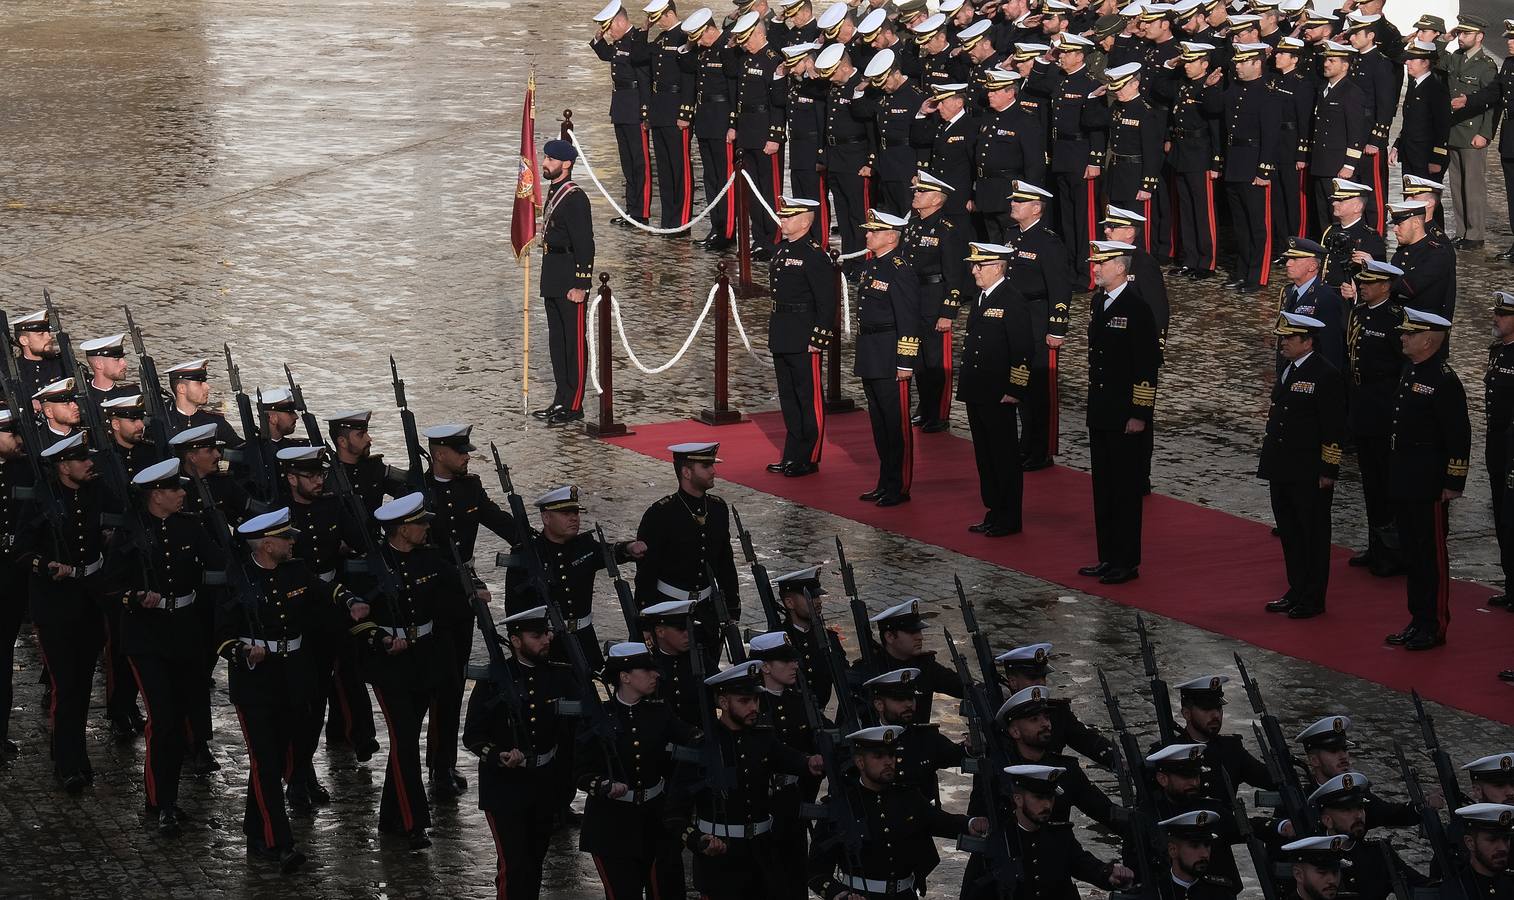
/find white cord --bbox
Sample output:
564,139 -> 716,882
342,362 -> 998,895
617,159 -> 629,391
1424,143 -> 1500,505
567,130 -> 737,235
739,169 -> 783,225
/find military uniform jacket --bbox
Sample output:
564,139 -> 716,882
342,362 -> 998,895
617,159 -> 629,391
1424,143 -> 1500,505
995,822 -> 1119,900
15,355 -> 67,409
854,251 -> 922,378
1308,76 -> 1367,178
289,494 -> 359,579
540,177 -> 596,296
911,109 -> 977,215
956,280 -> 1035,405
683,38 -> 738,140
808,777 -> 968,898
893,722 -> 967,807
1222,78 -> 1280,183
1259,352 -> 1346,484
1346,300 -> 1404,437
334,453 -> 408,515
729,42 -> 787,149
112,441 -> 156,479
349,542 -> 467,691
182,468 -> 252,526
653,646 -> 702,725
166,405 -> 244,449
1319,219 -> 1386,286
768,236 -> 837,354
462,657 -> 580,808
504,530 -> 634,627
862,80 -> 927,182
1458,57 -> 1514,158
1008,220 -> 1073,340
575,694 -> 697,856
1026,64 -> 1107,174
1131,249 -> 1170,361
787,620 -> 843,710
902,209 -> 968,322
1340,837 -> 1430,900
1280,278 -> 1347,373
820,70 -> 871,170
1167,78 -> 1225,173
663,722 -> 811,848
1395,72 -> 1451,172
0,459 -> 32,563
1389,235 -> 1457,319
1270,69 -> 1317,167
590,27 -> 652,125
647,27 -> 694,127
1106,96 -> 1166,193
920,47 -> 970,88
1443,46 -> 1499,147
1466,869 -> 1514,900
973,102 -> 1047,211
214,558 -> 350,707
787,74 -> 827,172
632,489 -> 740,615
102,511 -> 222,659
974,748 -> 1119,828
1486,341 -> 1514,453
1086,284 -> 1160,429
1046,699 -> 1117,769
1390,354 -> 1470,500
1348,46 -> 1397,149
425,470 -> 515,564
16,478 -> 107,622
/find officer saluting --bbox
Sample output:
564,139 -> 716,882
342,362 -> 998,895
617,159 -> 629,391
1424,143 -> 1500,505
853,209 -> 919,507
589,0 -> 653,227
766,198 -> 834,477
537,139 -> 595,427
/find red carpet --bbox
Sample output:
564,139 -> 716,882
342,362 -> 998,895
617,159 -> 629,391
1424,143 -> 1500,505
607,410 -> 1514,726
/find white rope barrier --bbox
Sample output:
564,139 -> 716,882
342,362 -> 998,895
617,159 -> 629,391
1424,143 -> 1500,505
567,130 -> 737,235
584,281 -> 763,395
739,169 -> 783,225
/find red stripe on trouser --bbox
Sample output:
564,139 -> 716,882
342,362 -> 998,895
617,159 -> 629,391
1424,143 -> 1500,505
1259,183 -> 1274,286
1142,197 -> 1152,252
235,707 -> 278,849
938,331 -> 953,421
1434,500 -> 1450,638
649,860 -> 662,900
640,125 -> 653,220
371,688 -> 415,832
486,810 -> 508,900
1370,156 -> 1384,235
593,854 -> 616,900
809,352 -> 825,464
127,659 -> 157,808
770,154 -> 782,244
36,630 -> 58,737
1297,169 -> 1308,238
570,301 -> 587,411
898,380 -> 914,494
817,173 -> 829,243
1085,180 -> 1097,287
723,142 -> 735,238
680,128 -> 693,226
1047,346 -> 1059,456
1204,177 -> 1218,271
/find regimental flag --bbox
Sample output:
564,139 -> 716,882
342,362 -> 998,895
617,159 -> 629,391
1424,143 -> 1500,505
510,72 -> 541,259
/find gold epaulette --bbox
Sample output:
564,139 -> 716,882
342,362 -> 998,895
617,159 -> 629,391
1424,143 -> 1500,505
1132,381 -> 1157,407
1321,443 -> 1342,466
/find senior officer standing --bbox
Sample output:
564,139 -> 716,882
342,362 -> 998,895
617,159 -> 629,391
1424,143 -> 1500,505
729,10 -> 789,257
590,0 -> 653,227
536,139 -> 596,427
854,209 -> 920,507
766,198 -> 835,477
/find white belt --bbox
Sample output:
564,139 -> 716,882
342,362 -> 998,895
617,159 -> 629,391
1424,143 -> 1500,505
567,612 -> 594,632
697,816 -> 773,838
611,778 -> 666,804
657,580 -> 712,602
840,873 -> 915,894
161,591 -> 196,611
380,621 -> 435,640
75,556 -> 105,578
316,569 -> 336,583
241,635 -> 304,653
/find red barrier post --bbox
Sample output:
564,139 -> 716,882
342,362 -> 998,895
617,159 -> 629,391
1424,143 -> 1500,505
734,156 -> 755,297
699,261 -> 744,425
825,249 -> 856,414
585,273 -> 632,438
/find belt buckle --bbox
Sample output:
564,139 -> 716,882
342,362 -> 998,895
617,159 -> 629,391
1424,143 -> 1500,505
166,596 -> 178,611
406,625 -> 418,641
568,617 -> 579,632
276,639 -> 288,654
633,788 -> 645,803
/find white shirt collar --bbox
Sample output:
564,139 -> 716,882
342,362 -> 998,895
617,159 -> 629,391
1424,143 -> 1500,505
981,277 -> 1006,300
1292,350 -> 1314,369
1293,276 -> 1316,295
1414,70 -> 1432,86
1103,281 -> 1128,308
946,108 -> 966,125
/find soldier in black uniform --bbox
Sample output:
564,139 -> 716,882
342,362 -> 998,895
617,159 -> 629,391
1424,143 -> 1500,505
1028,32 -> 1108,289
957,242 -> 1034,536
1319,179 -> 1386,286
79,333 -> 133,410
904,171 -> 966,433
1384,200 -> 1457,319
590,0 -> 653,226
1080,242 -> 1159,584
858,49 -> 926,216
645,0 -> 693,230
1102,63 -> 1165,235
576,641 -> 696,899
463,605 -> 580,900
163,359 -> 243,449
854,210 -> 920,506
995,642 -> 1116,769
973,67 -> 1046,243
912,13 -> 970,87
1276,245 -> 1347,380
326,410 -> 409,514
809,725 -> 988,900
863,668 -> 966,807
729,11 -> 788,255
817,44 -> 872,264
1289,715 -> 1424,835
1453,802 -> 1514,898
1282,835 -> 1356,900
1393,39 -> 1451,180
0,409 -> 29,765
681,8 -> 738,250
1006,181 -> 1071,471
1168,41 -> 1224,279
850,599 -> 963,724
257,387 -> 306,454
16,434 -> 105,794
911,82 -> 976,235
773,565 -> 843,708
102,395 -> 154,477
1308,42 -> 1368,237
1451,19 -> 1514,261
1157,810 -> 1242,900
641,598 -> 701,723
663,660 -> 822,900
1488,292 -> 1514,608
1162,676 -> 1276,808
1135,744 -> 1245,888
1341,259 -> 1406,577
10,310 -> 68,410
751,631 -> 821,899
781,45 -> 827,244
766,198 -> 835,476
1384,307 -> 1469,652
100,457 -> 221,836
1309,773 -> 1431,900
536,139 -> 596,426
35,378 -> 82,447
1222,43 -> 1281,294
1270,37 -> 1316,252
1342,14 -> 1395,232
349,492 -> 472,849
1258,312 -> 1346,619
217,506 -> 364,873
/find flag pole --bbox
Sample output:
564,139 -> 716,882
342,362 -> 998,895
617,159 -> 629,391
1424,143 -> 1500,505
522,252 -> 531,417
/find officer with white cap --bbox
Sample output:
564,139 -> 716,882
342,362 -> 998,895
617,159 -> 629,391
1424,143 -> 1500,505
590,0 -> 654,227
1306,771 -> 1430,897
1454,803 -> 1514,897
1385,200 -> 1457,320
643,0 -> 695,232
817,42 -> 871,263
856,53 -> 926,215
1338,259 -> 1403,578
1307,42 -> 1369,236
730,9 -> 789,254
750,630 -> 820,898
641,597 -> 702,724
254,387 -> 306,451
1163,675 -> 1272,802
171,422 -> 253,526
995,642 -> 1117,768
911,82 -> 974,231
850,599 -> 963,723
772,564 -> 843,708
79,333 -> 132,410
989,685 -> 1121,829
854,209 -> 920,506
1283,835 -> 1355,899
33,377 -> 82,447
1155,810 -> 1235,900
1288,715 -> 1427,834
902,170 -> 967,435
864,667 -> 966,808
325,409 -> 410,512
163,358 -> 244,449
9,309 -> 66,408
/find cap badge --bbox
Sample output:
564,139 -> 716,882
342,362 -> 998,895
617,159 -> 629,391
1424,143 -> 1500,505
1034,648 -> 1047,663
1195,811 -> 1209,825
1341,774 -> 1354,789
883,728 -> 897,741
1502,756 -> 1512,771
1502,811 -> 1513,827
1332,717 -> 1345,732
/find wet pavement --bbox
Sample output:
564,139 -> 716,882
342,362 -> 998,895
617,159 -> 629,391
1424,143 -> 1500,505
3,1 -> 1514,897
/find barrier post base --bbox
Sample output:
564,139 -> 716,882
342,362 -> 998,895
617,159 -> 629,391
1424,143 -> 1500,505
824,396 -> 858,414
585,420 -> 633,439
697,408 -> 744,426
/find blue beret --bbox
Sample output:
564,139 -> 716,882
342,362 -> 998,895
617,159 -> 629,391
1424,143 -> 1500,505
544,139 -> 578,162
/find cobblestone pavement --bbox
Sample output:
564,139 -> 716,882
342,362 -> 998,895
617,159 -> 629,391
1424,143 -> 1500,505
2,1 -> 1514,897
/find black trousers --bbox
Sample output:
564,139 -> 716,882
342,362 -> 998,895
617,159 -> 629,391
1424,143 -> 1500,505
234,701 -> 297,851
1363,148 -> 1388,233
979,210 -> 1012,244
484,798 -> 556,900
0,563 -> 27,748
1311,175 -> 1338,237
741,146 -> 783,247
773,351 -> 824,466
325,640 -> 376,748
691,833 -> 778,898
877,179 -> 910,217
129,651 -> 202,810
372,681 -> 433,832
828,168 -> 868,260
913,329 -> 954,426
1225,180 -> 1273,288
102,604 -> 138,721
544,295 -> 588,412
1269,479 -> 1334,610
1357,433 -> 1397,563
650,124 -> 692,229
189,598 -> 216,749
1151,167 -> 1173,259
1491,432 -> 1514,586
1273,164 -> 1310,246
1502,158 -> 1514,245
34,594 -> 104,779
698,137 -> 736,239
614,122 -> 651,223
1174,171 -> 1218,271
291,642 -> 335,790
1055,172 -> 1099,288
1020,347 -> 1055,461
1395,498 -> 1451,638
863,377 -> 913,499
966,401 -> 1022,530
1090,427 -> 1144,569
426,618 -> 473,774
590,843 -> 684,900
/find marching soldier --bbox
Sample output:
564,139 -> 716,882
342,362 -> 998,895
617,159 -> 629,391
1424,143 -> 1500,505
99,399 -> 153,740
1137,744 -> 1244,886
1319,179 -> 1386,286
996,642 -> 1116,768
79,334 -> 133,410
729,10 -> 789,257
536,139 -> 596,426
163,359 -> 243,448
1006,180 -> 1070,471
645,0 -> 693,231
857,50 -> 926,216
781,44 -> 827,244
1384,307 -> 1469,652
1168,42 -> 1224,280
1282,835 -> 1355,900
1384,200 -> 1457,319
864,668 -> 966,806
173,422 -> 251,524
765,198 -> 834,477
642,598 -> 702,723
751,631 -> 820,899
10,311 -> 67,407
1392,39 -> 1450,181
1452,804 -> 1514,898
681,8 -> 738,251
1080,242 -> 1159,585
1341,259 -> 1405,577
774,565 -> 844,707
957,242 -> 1034,536
35,378 -> 81,447
816,43 -> 871,264
590,0 -> 653,227
1270,37 -> 1316,251
1489,292 -> 1514,608
853,209 -> 919,507
257,388 -> 307,454
1163,676 -> 1276,803
326,410 -> 409,513
1028,32 -> 1107,289
1222,43 -> 1280,295
1101,63 -> 1164,235
989,685 -> 1121,827
1157,810 -> 1242,900
1258,313 -> 1346,620
1288,715 -> 1424,833
1308,42 -> 1368,238
1310,773 -> 1430,899
1464,754 -> 1514,804
851,599 -> 963,723
903,171 -> 965,434
972,68 -> 1046,243
0,409 -> 27,765
462,605 -> 580,900
1449,18 -> 1514,261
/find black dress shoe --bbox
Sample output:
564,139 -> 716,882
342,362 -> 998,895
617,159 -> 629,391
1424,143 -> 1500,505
1168,265 -> 1192,276
609,216 -> 630,228
531,404 -> 560,420
287,783 -> 313,810
354,738 -> 379,763
783,462 -> 818,477
1078,563 -> 1111,577
968,521 -> 993,533
1455,238 -> 1484,250
1099,567 -> 1139,584
547,409 -> 585,427
61,772 -> 88,795
308,779 -> 332,804
1224,277 -> 1245,288
1384,625 -> 1418,645
1187,269 -> 1214,281
1233,282 -> 1259,294
706,237 -> 735,252
188,744 -> 220,774
1265,597 -> 1294,613
767,461 -> 791,473
407,829 -> 432,850
280,847 -> 308,874
984,524 -> 1022,537
922,421 -> 950,433
158,808 -> 183,838
910,414 -> 925,426
1368,560 -> 1403,578
430,770 -> 460,800
1489,594 -> 1511,608
1405,631 -> 1445,651
876,494 -> 909,507
1500,669 -> 1514,682
449,768 -> 468,792
1288,605 -> 1323,619
110,713 -> 138,741
1021,456 -> 1053,471
1497,244 -> 1514,261
859,488 -> 885,501
247,841 -> 281,862
1347,552 -> 1374,568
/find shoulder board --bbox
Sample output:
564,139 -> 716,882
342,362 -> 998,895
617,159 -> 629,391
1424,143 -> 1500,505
941,218 -> 955,230
547,660 -> 574,671
656,495 -> 673,506
706,492 -> 726,505
1441,363 -> 1455,375
1202,875 -> 1240,889
891,256 -> 905,267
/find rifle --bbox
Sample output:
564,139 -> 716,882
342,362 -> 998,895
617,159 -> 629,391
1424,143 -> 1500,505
1234,653 -> 1316,837
956,575 -> 1006,713
223,344 -> 278,501
1394,739 -> 1470,900
795,663 -> 868,886
469,588 -> 535,768
0,311 -> 68,550
42,289 -> 75,375
283,364 -> 325,446
705,561 -> 746,664
676,608 -> 737,831
1412,690 -> 1467,811
807,594 -> 863,732
1137,614 -> 1177,745
731,507 -> 782,631
389,356 -> 427,496
593,522 -> 641,637
1217,763 -> 1280,900
836,536 -> 877,673
123,307 -> 172,450
191,473 -> 265,645
1097,668 -> 1160,900
945,628 -> 1022,891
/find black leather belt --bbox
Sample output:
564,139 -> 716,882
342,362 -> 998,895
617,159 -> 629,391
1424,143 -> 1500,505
1109,153 -> 1142,161
614,80 -> 637,89
1231,138 -> 1258,147
546,247 -> 570,254
977,168 -> 1014,177
860,323 -> 896,335
918,273 -> 945,284
743,103 -> 769,112
827,134 -> 868,146
699,93 -> 730,103
774,302 -> 810,313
